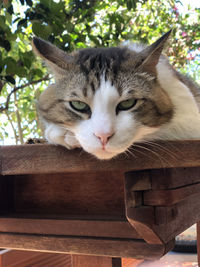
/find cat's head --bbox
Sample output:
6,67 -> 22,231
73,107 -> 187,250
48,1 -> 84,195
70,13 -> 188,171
32,31 -> 174,159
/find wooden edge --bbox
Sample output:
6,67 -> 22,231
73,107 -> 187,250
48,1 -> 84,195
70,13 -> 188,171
2,140 -> 200,175
0,217 -> 139,239
143,183 -> 200,206
124,171 -> 152,191
197,222 -> 200,266
150,167 -> 200,190
0,233 -> 173,260
124,171 -> 163,245
126,209 -> 162,245
154,193 -> 200,243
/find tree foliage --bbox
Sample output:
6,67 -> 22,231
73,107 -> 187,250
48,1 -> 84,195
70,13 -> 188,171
0,0 -> 199,144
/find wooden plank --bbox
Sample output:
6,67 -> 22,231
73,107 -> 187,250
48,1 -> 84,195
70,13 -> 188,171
0,175 -> 14,213
13,172 -> 125,216
143,183 -> 200,206
71,255 -> 121,267
125,171 -> 151,191
150,167 -> 200,190
154,192 -> 200,243
2,140 -> 200,175
0,250 -> 71,267
0,233 -> 174,259
197,222 -> 200,267
0,217 -> 140,239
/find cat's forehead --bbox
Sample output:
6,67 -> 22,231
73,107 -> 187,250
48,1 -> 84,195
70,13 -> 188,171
74,47 -> 139,81
60,47 -> 155,99
76,47 -> 130,71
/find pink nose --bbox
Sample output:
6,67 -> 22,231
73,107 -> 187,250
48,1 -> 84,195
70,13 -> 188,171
94,132 -> 114,146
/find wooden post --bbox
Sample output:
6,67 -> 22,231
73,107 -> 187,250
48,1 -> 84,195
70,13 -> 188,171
197,222 -> 200,266
71,255 -> 121,267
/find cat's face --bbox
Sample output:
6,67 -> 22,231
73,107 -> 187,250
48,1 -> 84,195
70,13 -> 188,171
33,31 -> 174,159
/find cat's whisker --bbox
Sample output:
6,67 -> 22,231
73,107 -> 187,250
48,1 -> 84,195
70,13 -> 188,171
125,148 -> 137,158
142,140 -> 179,161
34,33 -> 200,161
129,146 -> 152,159
132,143 -> 169,169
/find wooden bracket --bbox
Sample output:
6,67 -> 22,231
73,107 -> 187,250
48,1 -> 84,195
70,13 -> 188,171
124,171 -> 163,245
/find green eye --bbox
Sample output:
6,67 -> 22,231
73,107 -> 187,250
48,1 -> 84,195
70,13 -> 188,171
70,101 -> 90,113
117,99 -> 137,112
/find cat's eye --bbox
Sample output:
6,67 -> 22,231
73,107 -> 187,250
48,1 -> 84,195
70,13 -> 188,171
69,101 -> 90,113
117,99 -> 137,112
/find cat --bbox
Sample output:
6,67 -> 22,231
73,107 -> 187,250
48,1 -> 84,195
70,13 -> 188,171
32,30 -> 200,160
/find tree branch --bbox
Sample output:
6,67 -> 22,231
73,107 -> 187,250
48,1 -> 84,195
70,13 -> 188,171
0,75 -> 50,113
5,110 -> 19,144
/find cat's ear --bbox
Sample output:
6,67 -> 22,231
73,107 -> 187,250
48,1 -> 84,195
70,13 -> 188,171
32,37 -> 74,77
136,30 -> 172,75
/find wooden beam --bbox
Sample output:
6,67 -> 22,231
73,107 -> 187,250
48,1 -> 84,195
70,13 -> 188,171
0,217 -> 139,239
1,140 -> 200,175
150,167 -> 200,190
0,249 -> 71,267
197,222 -> 200,266
0,233 -> 173,259
143,183 -> 200,206
71,255 -> 121,267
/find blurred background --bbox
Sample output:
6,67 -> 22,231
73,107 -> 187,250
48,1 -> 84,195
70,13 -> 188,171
0,0 -> 199,145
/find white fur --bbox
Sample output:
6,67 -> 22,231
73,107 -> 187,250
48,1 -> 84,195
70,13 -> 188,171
145,60 -> 200,140
72,76 -> 156,159
45,123 -> 80,149
44,48 -> 200,159
129,43 -> 200,140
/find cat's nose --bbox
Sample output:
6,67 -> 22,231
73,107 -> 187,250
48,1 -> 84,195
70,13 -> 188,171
94,132 -> 114,146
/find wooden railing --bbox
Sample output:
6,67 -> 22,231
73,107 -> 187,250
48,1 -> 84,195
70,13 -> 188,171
0,141 -> 200,266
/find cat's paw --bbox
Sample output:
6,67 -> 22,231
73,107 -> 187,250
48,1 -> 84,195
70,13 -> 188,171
44,123 -> 80,149
64,131 -> 81,149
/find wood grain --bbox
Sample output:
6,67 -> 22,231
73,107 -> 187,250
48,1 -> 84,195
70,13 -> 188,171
13,172 -> 125,216
1,140 -> 200,175
197,222 -> 200,267
0,233 -> 173,259
124,172 -> 162,244
1,141 -> 200,261
150,167 -> 200,190
154,193 -> 200,243
0,250 -> 71,267
0,217 -> 139,239
143,183 -> 200,206
71,255 -> 121,267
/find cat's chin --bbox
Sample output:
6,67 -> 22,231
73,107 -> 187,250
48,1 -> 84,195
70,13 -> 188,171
92,151 -> 117,160
81,144 -> 130,160
88,147 -> 123,160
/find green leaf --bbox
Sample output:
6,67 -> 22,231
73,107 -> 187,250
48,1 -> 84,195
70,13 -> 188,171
4,57 -> 17,74
32,22 -> 52,39
15,67 -> 27,77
